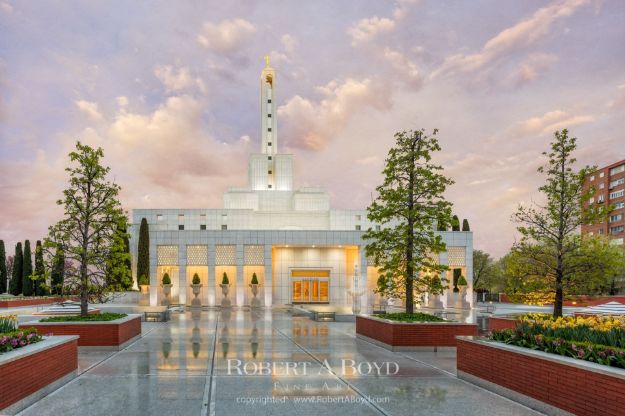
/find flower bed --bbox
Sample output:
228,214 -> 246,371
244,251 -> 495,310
0,335 -> 78,413
457,337 -> 625,416
22,314 -> 141,349
356,314 -> 478,351
491,314 -> 625,367
1,314 -> 43,353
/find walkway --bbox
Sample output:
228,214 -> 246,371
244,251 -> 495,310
17,309 -> 543,416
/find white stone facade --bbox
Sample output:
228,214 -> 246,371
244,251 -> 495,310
130,61 -> 474,310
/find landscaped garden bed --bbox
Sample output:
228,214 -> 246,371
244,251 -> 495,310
0,335 -> 78,413
22,313 -> 142,349
458,314 -> 625,416
0,296 -> 77,309
356,313 -> 478,351
0,313 -> 78,413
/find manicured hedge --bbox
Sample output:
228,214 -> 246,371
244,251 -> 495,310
373,312 -> 446,322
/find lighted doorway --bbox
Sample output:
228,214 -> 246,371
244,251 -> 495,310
291,270 -> 329,303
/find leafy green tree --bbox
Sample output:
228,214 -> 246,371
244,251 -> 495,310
364,129 -> 454,314
512,129 -> 614,316
34,240 -> 48,296
462,219 -> 470,231
105,220 -> 132,291
137,218 -> 150,286
472,250 -> 491,289
0,240 -> 6,293
451,215 -> 460,231
50,248 -> 65,295
22,240 -> 33,296
10,242 -> 23,295
45,142 -> 127,316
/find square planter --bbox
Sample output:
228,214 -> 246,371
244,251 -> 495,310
22,314 -> 142,350
0,335 -> 78,414
0,296 -> 77,309
356,315 -> 478,351
457,336 -> 625,416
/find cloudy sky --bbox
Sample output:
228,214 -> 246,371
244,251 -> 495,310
1,0 -> 624,257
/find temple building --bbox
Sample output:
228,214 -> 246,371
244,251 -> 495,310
130,59 -> 474,310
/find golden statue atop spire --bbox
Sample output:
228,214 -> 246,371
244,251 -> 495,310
264,54 -> 270,68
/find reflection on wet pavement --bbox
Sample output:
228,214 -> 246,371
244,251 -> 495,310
17,308 -> 543,416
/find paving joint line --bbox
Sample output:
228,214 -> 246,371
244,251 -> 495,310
203,312 -> 219,416
273,322 -> 390,416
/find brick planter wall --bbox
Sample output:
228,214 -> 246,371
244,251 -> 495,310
488,316 -> 517,332
23,314 -> 141,348
457,337 -> 625,416
0,336 -> 78,413
0,297 -> 77,308
356,315 -> 478,351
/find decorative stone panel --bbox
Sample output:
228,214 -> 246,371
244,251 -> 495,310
447,247 -> 466,267
157,245 -> 178,266
244,245 -> 264,265
215,245 -> 236,266
187,245 -> 208,265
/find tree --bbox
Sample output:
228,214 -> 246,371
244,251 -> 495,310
22,240 -> 33,296
472,250 -> 491,289
50,248 -> 65,295
137,218 -> 150,286
512,129 -> 614,317
0,241 -> 6,293
45,142 -> 127,316
505,237 -> 625,303
462,219 -> 470,231
34,240 -> 48,296
105,220 -> 133,291
363,129 -> 454,314
10,243 -> 23,295
451,215 -> 460,231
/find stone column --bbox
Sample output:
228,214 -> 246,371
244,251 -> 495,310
236,245 -> 244,307
178,244 -> 187,306
359,247 -> 368,313
149,239 -> 158,307
207,244 -> 216,307
264,245 -> 272,307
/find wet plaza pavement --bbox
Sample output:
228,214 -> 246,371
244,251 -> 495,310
16,309 -> 544,416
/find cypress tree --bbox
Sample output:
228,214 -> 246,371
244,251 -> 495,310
22,240 -> 34,296
137,218 -> 150,286
106,222 -> 132,290
50,248 -> 65,295
451,215 -> 460,231
10,242 -> 23,295
34,240 -> 48,295
462,219 -> 470,231
0,240 -> 6,293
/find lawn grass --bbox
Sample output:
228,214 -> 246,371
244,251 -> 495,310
39,312 -> 127,322
373,312 -> 446,322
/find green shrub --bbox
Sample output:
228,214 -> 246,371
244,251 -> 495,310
39,312 -> 127,322
222,272 -> 229,285
251,273 -> 259,285
192,273 -> 200,285
373,312 -> 446,322
162,273 -> 171,285
457,275 -> 468,286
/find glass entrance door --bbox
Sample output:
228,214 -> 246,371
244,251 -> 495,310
292,279 -> 329,303
291,270 -> 330,303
